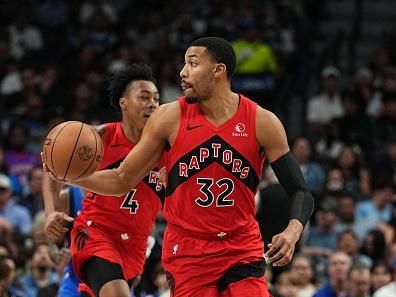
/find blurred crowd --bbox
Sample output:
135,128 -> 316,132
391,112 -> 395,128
0,0 -> 395,297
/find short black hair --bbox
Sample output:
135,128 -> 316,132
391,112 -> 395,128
108,63 -> 156,111
189,36 -> 236,79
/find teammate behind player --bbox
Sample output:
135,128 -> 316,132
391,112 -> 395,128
43,63 -> 164,297
45,37 -> 314,297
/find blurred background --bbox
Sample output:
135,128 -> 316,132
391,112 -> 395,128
0,0 -> 395,296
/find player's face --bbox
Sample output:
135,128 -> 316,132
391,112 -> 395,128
121,80 -> 160,130
180,46 -> 217,103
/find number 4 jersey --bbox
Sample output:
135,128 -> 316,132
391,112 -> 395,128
80,122 -> 164,238
164,95 -> 265,234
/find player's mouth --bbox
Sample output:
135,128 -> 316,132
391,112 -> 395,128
181,81 -> 192,91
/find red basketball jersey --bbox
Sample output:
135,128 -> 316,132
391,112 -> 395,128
164,95 -> 265,234
80,122 -> 164,237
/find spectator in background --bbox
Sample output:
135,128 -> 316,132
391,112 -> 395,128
79,0 -> 119,25
336,230 -> 372,267
289,254 -> 316,297
348,265 -> 371,297
360,230 -> 387,265
20,242 -> 58,297
334,146 -> 371,197
232,22 -> 278,74
274,271 -> 299,297
39,65 -> 67,113
371,262 -> 392,295
373,260 -> 396,297
3,122 -> 40,196
0,255 -> 24,297
375,92 -> 396,144
354,68 -> 382,117
307,66 -> 343,143
313,251 -> 352,297
0,147 -> 8,174
158,60 -> 183,104
69,82 -> 93,121
14,92 -> 47,152
291,136 -> 325,195
372,136 -> 396,185
305,200 -> 339,254
0,174 -> 32,235
0,255 -> 12,297
7,13 -> 43,60
19,166 -> 44,218
355,176 -> 394,234
335,192 -> 369,242
323,168 -> 346,200
336,91 -> 374,159
0,58 -> 22,105
80,10 -> 118,55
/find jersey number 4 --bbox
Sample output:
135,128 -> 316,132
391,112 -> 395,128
121,189 -> 139,214
195,178 -> 234,207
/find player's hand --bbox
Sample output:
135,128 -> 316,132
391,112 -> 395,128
40,152 -> 68,183
265,229 -> 299,267
157,166 -> 167,188
45,211 -> 74,240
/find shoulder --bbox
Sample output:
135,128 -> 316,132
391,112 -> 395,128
149,102 -> 180,125
92,123 -> 107,141
255,106 -> 287,141
255,106 -> 283,128
143,102 -> 180,140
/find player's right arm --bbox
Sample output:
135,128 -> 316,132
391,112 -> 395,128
42,172 -> 74,240
71,103 -> 178,196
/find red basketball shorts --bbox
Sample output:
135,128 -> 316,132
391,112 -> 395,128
70,217 -> 147,284
162,221 -> 271,297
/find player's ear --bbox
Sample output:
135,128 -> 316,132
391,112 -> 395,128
119,97 -> 127,111
214,63 -> 226,78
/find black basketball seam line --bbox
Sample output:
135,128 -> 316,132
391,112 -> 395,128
50,121 -> 78,178
63,122 -> 84,180
73,125 -> 99,180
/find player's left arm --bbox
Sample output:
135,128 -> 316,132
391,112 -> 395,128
256,107 -> 314,267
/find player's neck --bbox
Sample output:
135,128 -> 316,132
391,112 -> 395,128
199,89 -> 239,125
121,120 -> 142,144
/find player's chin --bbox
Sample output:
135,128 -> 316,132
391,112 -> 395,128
185,95 -> 198,104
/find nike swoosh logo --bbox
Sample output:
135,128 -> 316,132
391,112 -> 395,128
186,124 -> 203,130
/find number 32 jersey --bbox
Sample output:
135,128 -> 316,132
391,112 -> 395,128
80,122 -> 164,238
164,95 -> 265,234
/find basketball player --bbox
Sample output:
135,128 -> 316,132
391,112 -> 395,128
42,63 -> 165,297
47,37 -> 314,297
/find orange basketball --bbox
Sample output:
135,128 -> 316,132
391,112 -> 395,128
42,121 -> 104,181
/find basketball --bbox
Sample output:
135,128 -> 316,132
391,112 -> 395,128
42,121 -> 104,181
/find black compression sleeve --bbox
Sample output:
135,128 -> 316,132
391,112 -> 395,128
270,151 -> 314,226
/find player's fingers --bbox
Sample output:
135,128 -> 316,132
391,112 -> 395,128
272,247 -> 294,267
265,236 -> 282,257
47,221 -> 67,235
46,229 -> 61,240
62,213 -> 74,222
268,244 -> 287,264
270,244 -> 292,266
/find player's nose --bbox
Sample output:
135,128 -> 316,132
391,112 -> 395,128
180,64 -> 187,78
